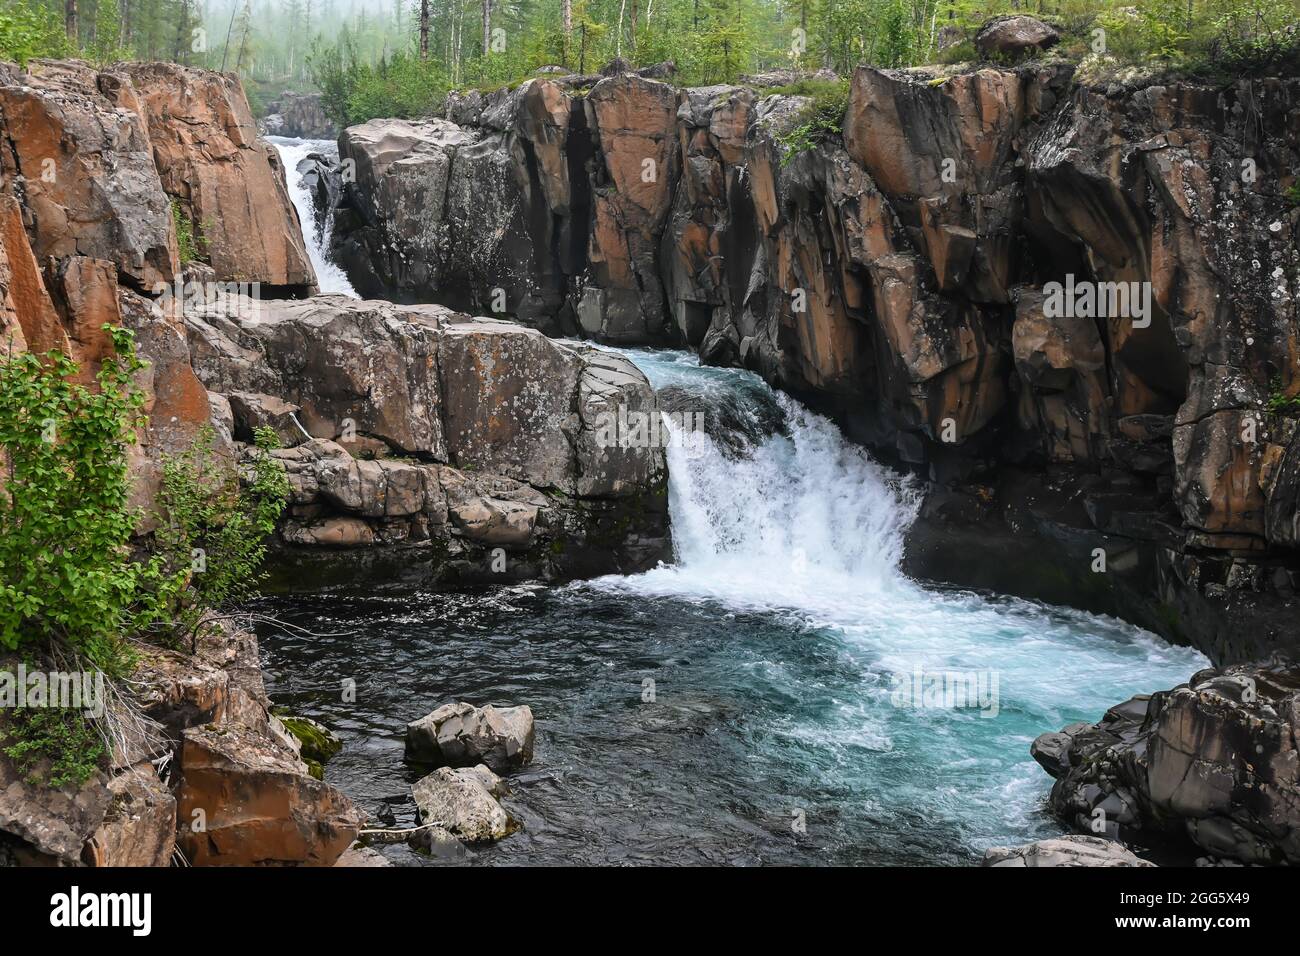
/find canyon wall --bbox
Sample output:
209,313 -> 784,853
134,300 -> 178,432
328,65 -> 1300,663
0,58 -> 668,865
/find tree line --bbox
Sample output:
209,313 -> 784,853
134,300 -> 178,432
1,0 -> 1296,125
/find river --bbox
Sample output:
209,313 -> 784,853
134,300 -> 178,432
256,139 -> 1207,866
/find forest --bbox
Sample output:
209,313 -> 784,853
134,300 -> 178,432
1,0 -> 1298,132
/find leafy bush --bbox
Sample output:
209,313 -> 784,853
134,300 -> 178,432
1,706 -> 105,788
0,1 -> 70,66
0,329 -> 289,785
0,328 -> 174,677
152,425 -> 290,641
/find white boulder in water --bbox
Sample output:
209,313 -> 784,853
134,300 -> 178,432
412,765 -> 516,843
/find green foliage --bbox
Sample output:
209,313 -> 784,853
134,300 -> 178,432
0,329 -> 287,786
152,425 -> 290,639
0,0 -> 71,65
1267,379 -> 1300,415
771,77 -> 850,164
308,38 -> 450,128
0,327 -> 173,677
0,706 -> 105,788
172,200 -> 206,266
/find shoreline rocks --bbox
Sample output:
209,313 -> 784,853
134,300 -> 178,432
412,765 -> 518,843
983,835 -> 1154,867
1032,657 -> 1300,865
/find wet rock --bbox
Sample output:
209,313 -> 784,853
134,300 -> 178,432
335,843 -> 393,866
411,765 -> 516,842
983,835 -> 1154,867
1034,657 -> 1300,864
406,824 -> 468,860
405,701 -> 535,772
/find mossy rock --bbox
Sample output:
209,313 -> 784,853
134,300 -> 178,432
278,714 -> 343,765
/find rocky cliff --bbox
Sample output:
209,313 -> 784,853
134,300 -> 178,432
325,65 -> 1300,663
0,58 -> 668,867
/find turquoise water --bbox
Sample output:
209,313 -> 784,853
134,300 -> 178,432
257,348 -> 1206,866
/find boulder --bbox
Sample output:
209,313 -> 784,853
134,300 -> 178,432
83,764 -> 176,867
411,765 -> 516,842
1034,658 -> 1300,864
405,701 -> 535,772
176,724 -> 362,866
983,835 -> 1154,867
334,843 -> 393,867
974,16 -> 1061,58
0,60 -> 178,291
228,391 -> 306,447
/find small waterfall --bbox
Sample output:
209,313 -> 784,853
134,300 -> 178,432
269,137 -> 357,297
598,349 -> 921,613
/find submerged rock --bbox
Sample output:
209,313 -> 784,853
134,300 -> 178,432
1034,657 -> 1300,865
405,701 -> 535,772
983,835 -> 1154,867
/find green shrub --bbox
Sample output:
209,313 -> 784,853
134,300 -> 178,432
0,706 -> 105,788
770,78 -> 850,165
0,327 -> 175,677
151,425 -> 290,642
0,1 -> 71,66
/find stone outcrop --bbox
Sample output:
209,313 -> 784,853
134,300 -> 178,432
123,62 -> 317,294
0,622 -> 360,867
405,701 -> 535,772
322,64 -> 1300,660
260,91 -> 336,139
983,835 -> 1154,867
411,764 -> 517,842
1033,657 -> 1300,865
183,294 -> 670,582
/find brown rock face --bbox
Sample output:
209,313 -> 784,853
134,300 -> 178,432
578,75 -> 681,341
176,724 -> 362,866
83,764 -> 176,867
123,62 -> 316,293
0,60 -> 178,291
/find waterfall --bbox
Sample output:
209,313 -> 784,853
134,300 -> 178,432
269,137 -> 358,297
598,349 -> 921,613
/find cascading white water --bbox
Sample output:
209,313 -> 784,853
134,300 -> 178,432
269,137 -> 358,297
583,348 -> 1207,853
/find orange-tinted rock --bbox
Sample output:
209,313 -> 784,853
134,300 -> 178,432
0,60 -> 178,291
176,724 -> 362,866
123,62 -> 316,292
